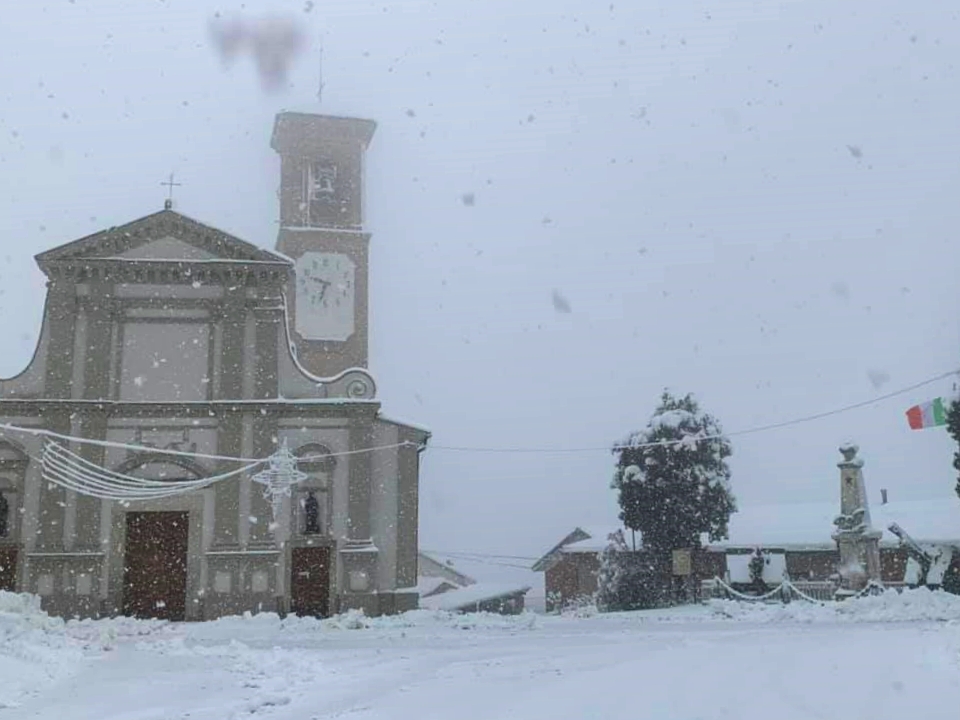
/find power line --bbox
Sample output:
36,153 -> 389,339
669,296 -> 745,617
421,549 -> 541,562
425,369 -> 958,455
724,370 -> 958,440
0,370 -> 952,464
423,554 -> 534,570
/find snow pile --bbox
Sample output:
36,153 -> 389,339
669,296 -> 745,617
0,591 -> 85,709
196,607 -> 541,639
709,587 -> 960,623
66,615 -> 171,650
324,608 -> 374,630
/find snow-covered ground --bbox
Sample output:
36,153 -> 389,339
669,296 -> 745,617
3,589 -> 960,719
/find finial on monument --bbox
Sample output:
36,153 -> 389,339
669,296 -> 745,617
839,442 -> 859,462
838,442 -> 864,468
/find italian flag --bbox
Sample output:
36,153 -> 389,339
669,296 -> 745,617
905,397 -> 949,430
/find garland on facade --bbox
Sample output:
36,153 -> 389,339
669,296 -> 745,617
40,439 -> 257,502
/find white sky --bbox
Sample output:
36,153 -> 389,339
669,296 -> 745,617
2,0 -> 960,590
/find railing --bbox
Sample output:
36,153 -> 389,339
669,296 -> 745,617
700,577 -> 897,603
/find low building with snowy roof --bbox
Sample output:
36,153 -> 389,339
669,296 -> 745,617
419,582 -> 531,615
532,527 -> 633,611
416,552 -> 477,600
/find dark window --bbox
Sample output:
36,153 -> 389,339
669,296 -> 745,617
304,492 -> 321,535
0,493 -> 8,538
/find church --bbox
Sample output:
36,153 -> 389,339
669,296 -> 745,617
0,111 -> 428,621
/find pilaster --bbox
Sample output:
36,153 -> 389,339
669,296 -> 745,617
42,281 -> 78,399
253,300 -> 281,400
340,419 -> 378,601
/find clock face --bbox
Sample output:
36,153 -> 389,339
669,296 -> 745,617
294,252 -> 356,341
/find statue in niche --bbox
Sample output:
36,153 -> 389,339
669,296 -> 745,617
304,491 -> 321,535
0,493 -> 8,538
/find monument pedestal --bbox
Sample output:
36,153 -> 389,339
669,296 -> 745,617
832,443 -> 883,598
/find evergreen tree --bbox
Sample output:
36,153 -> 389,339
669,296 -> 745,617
595,534 -> 661,612
945,398 -> 960,502
611,391 -> 736,605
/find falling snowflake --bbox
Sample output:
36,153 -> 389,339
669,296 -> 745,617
552,290 -> 572,314
867,369 -> 890,390
830,280 -> 850,300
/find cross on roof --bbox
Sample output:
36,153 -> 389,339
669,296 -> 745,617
161,172 -> 182,210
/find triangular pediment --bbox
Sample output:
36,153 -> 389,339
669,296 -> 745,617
116,236 -> 218,261
35,208 -> 288,266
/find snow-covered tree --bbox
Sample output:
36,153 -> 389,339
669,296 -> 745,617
595,535 -> 626,612
611,391 -> 736,601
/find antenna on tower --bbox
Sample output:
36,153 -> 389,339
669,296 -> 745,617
316,33 -> 325,103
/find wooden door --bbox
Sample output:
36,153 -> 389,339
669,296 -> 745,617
291,546 -> 331,618
122,512 -> 188,621
0,547 -> 17,592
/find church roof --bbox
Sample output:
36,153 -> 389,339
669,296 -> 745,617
35,208 -> 289,271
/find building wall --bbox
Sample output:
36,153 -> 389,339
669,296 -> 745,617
724,547 -> 913,585
544,553 -> 601,611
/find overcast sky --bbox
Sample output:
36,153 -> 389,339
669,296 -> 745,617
2,0 -> 960,594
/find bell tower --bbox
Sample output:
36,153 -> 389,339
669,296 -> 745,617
271,112 -> 377,378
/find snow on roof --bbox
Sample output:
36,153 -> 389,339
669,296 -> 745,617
419,583 -> 531,612
418,552 -> 477,587
718,498 -> 960,549
561,527 -> 637,554
416,576 -> 453,598
532,526 -> 632,570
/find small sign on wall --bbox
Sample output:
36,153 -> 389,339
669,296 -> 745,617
672,549 -> 692,576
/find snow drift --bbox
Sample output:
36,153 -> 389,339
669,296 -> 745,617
708,586 -> 960,623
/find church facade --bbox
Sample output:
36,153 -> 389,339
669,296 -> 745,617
0,112 -> 428,621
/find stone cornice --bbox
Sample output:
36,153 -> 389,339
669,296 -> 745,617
41,258 -> 291,287
0,398 -> 381,420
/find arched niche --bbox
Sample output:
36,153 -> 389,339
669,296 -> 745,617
292,443 -> 335,537
114,453 -> 207,482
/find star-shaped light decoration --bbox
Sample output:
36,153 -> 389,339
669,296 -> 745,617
251,440 -> 308,532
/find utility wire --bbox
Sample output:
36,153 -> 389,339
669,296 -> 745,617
423,554 -> 534,570
421,549 -> 541,562
0,370 -> 953,463
426,369 -> 958,454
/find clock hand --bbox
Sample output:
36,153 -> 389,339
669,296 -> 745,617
315,278 -> 330,302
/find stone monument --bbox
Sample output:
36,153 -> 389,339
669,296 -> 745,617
832,443 -> 883,597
